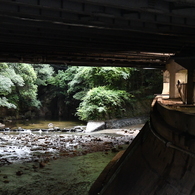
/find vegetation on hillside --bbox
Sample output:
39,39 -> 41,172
0,63 -> 162,121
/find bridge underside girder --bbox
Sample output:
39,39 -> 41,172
1,0 -> 195,67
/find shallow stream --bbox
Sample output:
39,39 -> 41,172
0,120 -> 143,164
2,119 -> 86,130
0,120 -> 144,195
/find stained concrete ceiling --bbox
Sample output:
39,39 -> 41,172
0,0 -> 195,68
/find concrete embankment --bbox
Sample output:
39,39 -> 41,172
86,116 -> 148,132
90,99 -> 195,195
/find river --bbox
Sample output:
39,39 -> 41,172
2,119 -> 86,130
0,119 -> 143,164
0,119 -> 145,195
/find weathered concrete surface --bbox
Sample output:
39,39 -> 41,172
85,117 -> 148,133
86,117 -> 148,133
90,99 -> 195,195
96,123 -> 195,195
89,150 -> 125,195
105,116 -> 148,129
85,121 -> 105,132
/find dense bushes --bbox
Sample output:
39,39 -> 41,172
77,86 -> 133,120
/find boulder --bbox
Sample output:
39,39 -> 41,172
0,123 -> 5,128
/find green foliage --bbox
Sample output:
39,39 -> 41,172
0,75 -> 14,95
49,66 -> 161,120
0,62 -> 162,120
13,63 -> 37,83
0,63 -> 24,108
0,63 -> 40,110
77,86 -> 133,121
33,64 -> 54,86
54,66 -> 133,103
50,67 -> 77,93
0,97 -> 16,109
68,67 -> 132,92
129,68 -> 163,96
11,63 -> 40,108
0,63 -> 24,96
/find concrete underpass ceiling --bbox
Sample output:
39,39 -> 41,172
0,0 -> 195,68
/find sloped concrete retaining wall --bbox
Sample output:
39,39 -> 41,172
85,116 -> 148,132
85,121 -> 106,132
105,116 -> 148,129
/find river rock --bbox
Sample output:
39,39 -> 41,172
42,129 -> 48,132
62,128 -> 70,132
54,127 -> 60,131
16,171 -> 23,176
48,123 -> 54,128
73,126 -> 84,132
85,121 -> 106,133
0,123 -> 5,128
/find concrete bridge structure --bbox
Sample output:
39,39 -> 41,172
0,0 -> 195,67
1,0 -> 195,194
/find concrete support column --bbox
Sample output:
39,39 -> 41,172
166,60 -> 185,99
187,68 -> 194,104
174,59 -> 195,104
169,69 -> 176,98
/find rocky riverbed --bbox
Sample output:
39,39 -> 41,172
0,124 -> 143,195
0,127 -> 141,165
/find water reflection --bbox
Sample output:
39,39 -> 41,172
3,119 -> 86,130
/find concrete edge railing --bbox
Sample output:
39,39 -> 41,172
155,101 -> 195,135
151,99 -> 195,154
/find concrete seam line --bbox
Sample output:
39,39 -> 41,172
148,120 -> 195,158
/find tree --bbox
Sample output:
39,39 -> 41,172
0,63 -> 24,108
33,64 -> 54,86
66,66 -> 133,100
76,86 -> 133,121
0,63 -> 162,120
49,66 -> 162,120
129,68 -> 163,97
0,63 -> 40,111
9,63 -> 40,109
46,66 -> 135,119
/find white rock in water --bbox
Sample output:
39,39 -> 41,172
48,123 -> 54,128
85,121 -> 105,133
0,123 -> 5,127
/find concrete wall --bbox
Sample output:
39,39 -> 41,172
163,60 -> 187,99
91,99 -> 195,195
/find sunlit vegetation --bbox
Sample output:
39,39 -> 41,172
0,63 -> 162,120
77,86 -> 133,120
